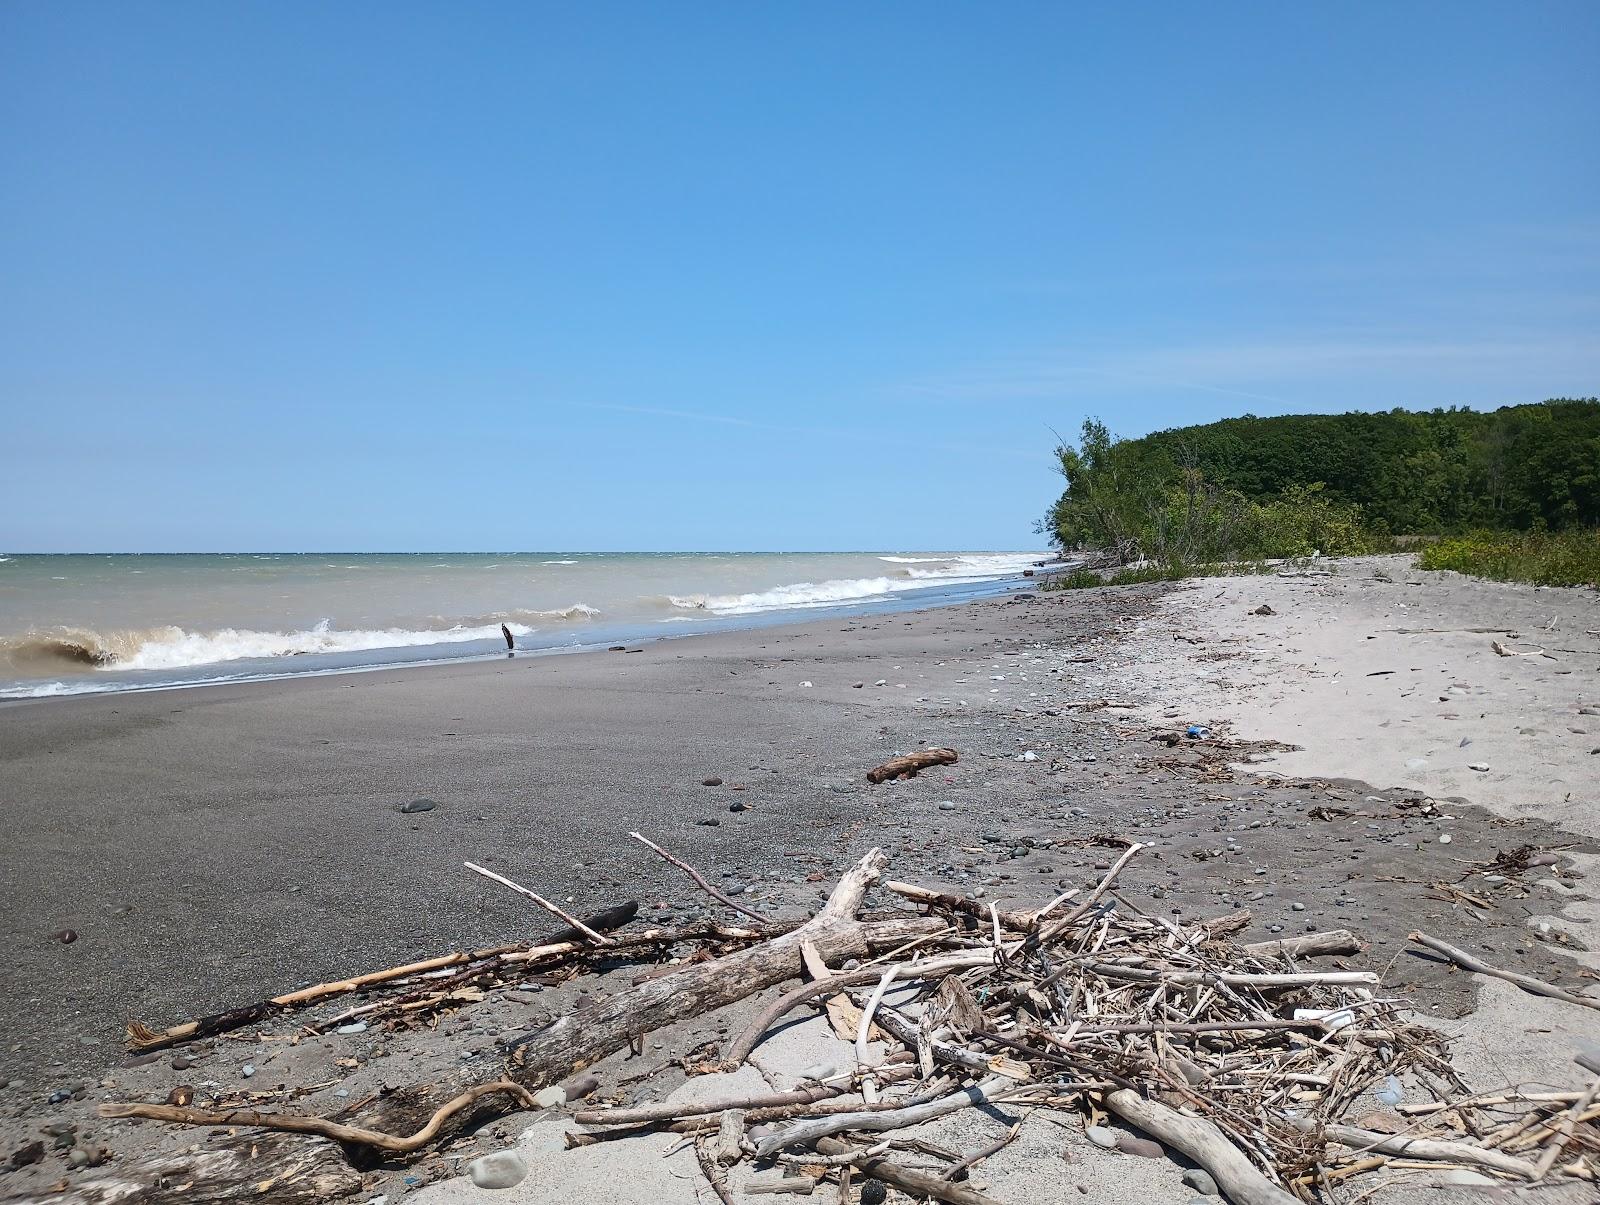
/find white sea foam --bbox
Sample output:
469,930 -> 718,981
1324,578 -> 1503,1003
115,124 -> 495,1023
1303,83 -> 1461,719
541,560 -> 579,565
877,555 -> 950,564
668,554 -> 1039,616
115,621 -> 531,671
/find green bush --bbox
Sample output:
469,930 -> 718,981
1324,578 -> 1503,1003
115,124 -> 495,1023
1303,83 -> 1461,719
1418,530 -> 1600,587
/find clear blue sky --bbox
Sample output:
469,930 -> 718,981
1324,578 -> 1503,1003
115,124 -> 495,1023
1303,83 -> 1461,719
3,2 -> 1596,552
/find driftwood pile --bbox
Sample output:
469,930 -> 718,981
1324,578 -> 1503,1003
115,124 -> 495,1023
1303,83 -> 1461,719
74,841 -> 1600,1204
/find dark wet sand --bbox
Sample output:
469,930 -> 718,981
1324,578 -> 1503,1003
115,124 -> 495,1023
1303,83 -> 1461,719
0,591 -> 1072,1083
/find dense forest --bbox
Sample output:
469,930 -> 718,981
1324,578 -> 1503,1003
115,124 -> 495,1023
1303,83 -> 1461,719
1042,400 -> 1600,568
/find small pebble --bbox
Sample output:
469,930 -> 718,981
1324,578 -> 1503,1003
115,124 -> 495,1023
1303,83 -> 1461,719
241,1064 -> 256,1078
1085,1124 -> 1117,1150
1116,1134 -> 1163,1158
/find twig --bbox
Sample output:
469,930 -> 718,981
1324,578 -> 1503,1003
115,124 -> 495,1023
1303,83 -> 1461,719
629,831 -> 767,923
755,1078 -> 1012,1158
1532,1075 -> 1600,1179
815,1137 -> 1003,1205
722,951 -> 995,1068
1038,842 -> 1146,940
465,862 -> 613,944
941,1119 -> 1022,1180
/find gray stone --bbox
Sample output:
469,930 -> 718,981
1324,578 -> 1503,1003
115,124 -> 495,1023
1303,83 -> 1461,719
467,1150 -> 529,1190
399,798 -> 438,814
1181,1168 -> 1219,1196
1085,1124 -> 1118,1150
532,1086 -> 565,1109
1116,1134 -> 1164,1158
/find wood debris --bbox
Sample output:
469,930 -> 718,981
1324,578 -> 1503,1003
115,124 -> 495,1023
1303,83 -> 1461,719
83,846 -> 1599,1202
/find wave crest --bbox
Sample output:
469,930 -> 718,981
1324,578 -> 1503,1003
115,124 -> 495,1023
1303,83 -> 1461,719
0,620 -> 537,674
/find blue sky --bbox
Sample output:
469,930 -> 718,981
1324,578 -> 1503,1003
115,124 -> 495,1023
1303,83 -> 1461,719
3,2 -> 1596,552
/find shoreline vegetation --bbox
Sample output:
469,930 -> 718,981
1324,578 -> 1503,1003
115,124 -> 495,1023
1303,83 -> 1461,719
1040,400 -> 1600,589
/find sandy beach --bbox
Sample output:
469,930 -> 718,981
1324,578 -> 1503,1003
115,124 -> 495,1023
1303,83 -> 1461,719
2,557 -> 1597,1203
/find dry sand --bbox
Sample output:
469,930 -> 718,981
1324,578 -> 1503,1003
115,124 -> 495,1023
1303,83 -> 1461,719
1,558 -> 1596,1203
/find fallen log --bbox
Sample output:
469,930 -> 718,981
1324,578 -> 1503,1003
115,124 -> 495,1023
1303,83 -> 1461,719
77,851 -> 936,1204
866,747 -> 958,783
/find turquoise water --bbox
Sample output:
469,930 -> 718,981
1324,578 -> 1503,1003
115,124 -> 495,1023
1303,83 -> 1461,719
0,551 -> 1048,699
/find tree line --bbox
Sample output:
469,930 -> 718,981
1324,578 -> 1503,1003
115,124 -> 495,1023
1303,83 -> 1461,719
1041,399 -> 1600,565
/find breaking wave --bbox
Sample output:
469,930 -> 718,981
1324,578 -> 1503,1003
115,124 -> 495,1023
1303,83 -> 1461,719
0,620 -> 539,675
666,553 -> 1040,616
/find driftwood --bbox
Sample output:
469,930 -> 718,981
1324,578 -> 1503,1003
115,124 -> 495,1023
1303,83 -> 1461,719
1410,930 -> 1600,1012
99,1081 -> 536,1153
814,1137 -> 1005,1205
722,951 -> 994,1068
123,901 -> 640,1052
465,862 -> 613,943
72,844 -> 1598,1205
1243,928 -> 1361,958
1309,1121 -> 1541,1179
756,1077 -> 1012,1157
1105,1089 -> 1299,1205
884,881 -> 1039,930
866,747 -> 958,783
76,851 -> 934,1204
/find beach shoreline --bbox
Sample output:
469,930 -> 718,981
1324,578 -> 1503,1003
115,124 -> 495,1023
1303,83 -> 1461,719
2,556 -> 1596,1202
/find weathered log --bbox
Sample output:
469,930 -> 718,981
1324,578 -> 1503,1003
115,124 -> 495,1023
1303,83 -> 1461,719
1305,1120 -> 1540,1180
75,851 -> 934,1204
1243,929 -> 1361,959
1106,1089 -> 1299,1205
866,748 -> 958,783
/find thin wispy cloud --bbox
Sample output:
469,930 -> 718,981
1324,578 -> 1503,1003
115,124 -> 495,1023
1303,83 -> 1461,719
579,401 -> 1051,462
894,332 -> 1600,408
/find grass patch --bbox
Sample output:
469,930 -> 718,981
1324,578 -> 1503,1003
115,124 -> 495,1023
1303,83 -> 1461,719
1418,529 -> 1600,588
